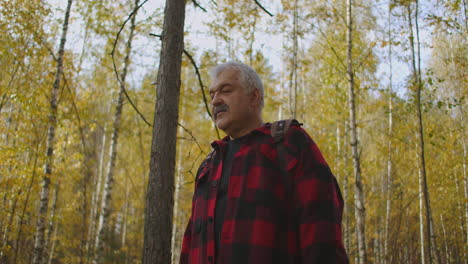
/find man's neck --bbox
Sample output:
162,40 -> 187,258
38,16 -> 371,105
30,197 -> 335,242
229,118 -> 264,139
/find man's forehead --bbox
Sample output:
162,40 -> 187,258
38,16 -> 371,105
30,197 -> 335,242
209,81 -> 231,92
209,70 -> 240,92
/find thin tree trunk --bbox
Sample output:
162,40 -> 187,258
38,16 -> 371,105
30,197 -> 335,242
171,128 -> 184,264
461,109 -> 468,259
44,182 -> 60,263
408,5 -> 426,264
418,168 -> 426,264
93,1 -> 139,262
440,215 -> 450,263
248,12 -> 257,66
384,4 -> 394,264
121,182 -> 130,247
288,0 -> 298,119
0,190 -> 20,261
343,120 -> 350,255
171,69 -> 187,264
346,0 -> 366,263
32,1 -> 73,263
13,138 -> 40,264
142,0 -> 186,262
408,2 -> 435,263
47,225 -> 59,264
86,128 -> 107,264
415,3 -> 438,262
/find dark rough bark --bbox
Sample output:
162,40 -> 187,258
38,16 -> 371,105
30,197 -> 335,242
32,0 -> 73,263
142,0 -> 186,262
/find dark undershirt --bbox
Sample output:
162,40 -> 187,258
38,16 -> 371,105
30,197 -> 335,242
215,138 -> 242,253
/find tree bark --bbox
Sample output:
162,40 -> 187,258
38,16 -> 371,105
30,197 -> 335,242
342,120 -> 350,255
346,0 -> 366,263
142,0 -> 186,262
93,1 -> 139,262
86,128 -> 107,264
440,215 -> 450,263
384,4 -> 394,264
44,182 -> 60,263
288,0 -> 299,119
47,226 -> 59,264
408,2 -> 435,263
171,124 -> 184,264
32,1 -> 73,263
461,109 -> 468,260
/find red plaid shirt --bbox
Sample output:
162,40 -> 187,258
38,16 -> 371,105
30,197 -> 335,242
180,122 -> 348,264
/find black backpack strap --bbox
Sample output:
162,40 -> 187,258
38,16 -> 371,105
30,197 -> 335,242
271,119 -> 294,143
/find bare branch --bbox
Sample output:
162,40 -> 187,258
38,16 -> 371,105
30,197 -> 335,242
254,0 -> 274,17
178,122 -> 205,155
111,0 -> 152,127
192,0 -> 207,12
182,49 -> 221,139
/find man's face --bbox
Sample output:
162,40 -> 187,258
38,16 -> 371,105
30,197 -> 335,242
209,68 -> 254,135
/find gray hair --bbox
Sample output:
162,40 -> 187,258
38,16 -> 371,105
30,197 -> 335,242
209,61 -> 264,109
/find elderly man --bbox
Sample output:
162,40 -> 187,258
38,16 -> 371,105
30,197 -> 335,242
180,62 -> 348,264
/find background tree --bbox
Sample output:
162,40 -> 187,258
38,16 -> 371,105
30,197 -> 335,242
142,0 -> 186,262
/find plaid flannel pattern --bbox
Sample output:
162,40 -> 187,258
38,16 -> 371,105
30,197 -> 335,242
180,123 -> 349,264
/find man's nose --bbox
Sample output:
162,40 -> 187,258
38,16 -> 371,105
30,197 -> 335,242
211,93 -> 222,106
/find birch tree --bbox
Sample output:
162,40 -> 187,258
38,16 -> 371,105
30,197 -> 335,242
384,4 -> 394,264
93,0 -> 139,262
142,0 -> 186,262
406,1 -> 436,263
346,0 -> 367,262
32,1 -> 73,263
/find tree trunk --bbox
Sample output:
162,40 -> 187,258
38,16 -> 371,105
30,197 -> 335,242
47,226 -> 59,264
346,0 -> 366,263
171,126 -> 184,264
121,181 -> 130,247
93,1 -> 139,262
343,120 -> 350,255
408,2 -> 434,263
384,4 -> 394,264
461,111 -> 468,260
0,190 -> 20,261
142,0 -> 186,262
86,128 -> 107,264
288,0 -> 298,119
171,68 -> 187,264
44,182 -> 60,263
32,0 -> 73,263
440,215 -> 450,263
418,168 -> 426,264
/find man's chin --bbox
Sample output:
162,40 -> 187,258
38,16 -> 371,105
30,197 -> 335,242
215,119 -> 229,131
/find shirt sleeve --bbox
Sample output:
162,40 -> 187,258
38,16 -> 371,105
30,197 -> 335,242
285,126 -> 349,264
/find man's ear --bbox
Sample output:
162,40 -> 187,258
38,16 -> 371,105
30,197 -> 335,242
250,89 -> 261,108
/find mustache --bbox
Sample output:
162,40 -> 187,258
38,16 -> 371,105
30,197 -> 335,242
213,104 -> 229,117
